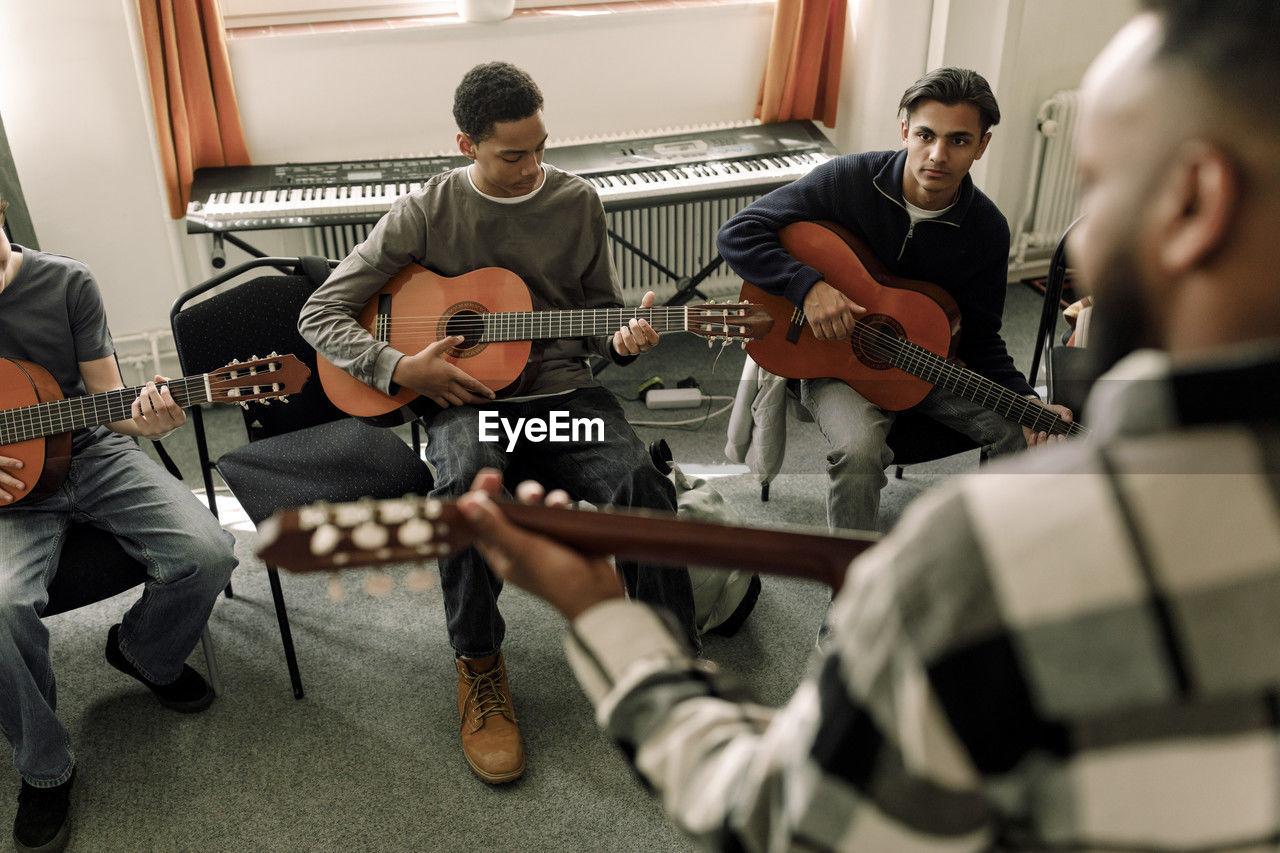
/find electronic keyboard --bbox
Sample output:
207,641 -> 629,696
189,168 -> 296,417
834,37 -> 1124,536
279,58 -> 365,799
185,120 -> 839,233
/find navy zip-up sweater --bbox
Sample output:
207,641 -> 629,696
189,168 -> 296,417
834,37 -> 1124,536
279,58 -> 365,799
717,148 -> 1034,397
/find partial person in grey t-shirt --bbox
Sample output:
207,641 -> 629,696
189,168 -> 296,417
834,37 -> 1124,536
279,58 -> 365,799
0,195 -> 237,853
298,61 -> 698,787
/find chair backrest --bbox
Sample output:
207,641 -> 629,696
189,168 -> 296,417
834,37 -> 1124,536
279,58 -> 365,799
171,260 -> 346,440
1028,219 -> 1081,388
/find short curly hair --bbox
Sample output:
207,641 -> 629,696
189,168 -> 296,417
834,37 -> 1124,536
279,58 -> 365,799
453,62 -> 544,143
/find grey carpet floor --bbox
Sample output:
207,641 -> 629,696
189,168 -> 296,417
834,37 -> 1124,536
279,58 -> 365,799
5,282 -> 1047,851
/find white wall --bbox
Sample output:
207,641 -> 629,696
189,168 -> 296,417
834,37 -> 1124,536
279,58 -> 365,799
0,0 -> 1135,347
838,0 -> 1137,238
0,0 -> 186,342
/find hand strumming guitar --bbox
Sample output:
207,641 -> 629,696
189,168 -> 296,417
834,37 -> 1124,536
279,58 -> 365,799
803,280 -> 866,341
458,468 -> 625,620
0,455 -> 24,504
613,290 -> 661,356
393,336 -> 497,409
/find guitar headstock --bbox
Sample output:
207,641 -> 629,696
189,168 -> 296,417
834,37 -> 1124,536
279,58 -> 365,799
256,496 -> 473,574
208,353 -> 311,408
686,302 -> 774,344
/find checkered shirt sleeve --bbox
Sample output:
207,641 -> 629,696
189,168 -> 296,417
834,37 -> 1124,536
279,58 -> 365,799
565,425 -> 1280,851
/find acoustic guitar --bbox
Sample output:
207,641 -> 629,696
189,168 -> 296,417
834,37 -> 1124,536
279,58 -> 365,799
316,264 -> 774,426
0,354 -> 309,506
741,221 -> 1087,438
254,495 -> 875,592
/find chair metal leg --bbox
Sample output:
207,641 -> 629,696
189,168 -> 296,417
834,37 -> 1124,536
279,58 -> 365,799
760,481 -> 770,502
266,566 -> 305,700
895,465 -> 905,479
199,624 -> 223,696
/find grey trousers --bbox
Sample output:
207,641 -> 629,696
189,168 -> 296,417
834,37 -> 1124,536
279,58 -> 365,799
800,378 -> 1026,532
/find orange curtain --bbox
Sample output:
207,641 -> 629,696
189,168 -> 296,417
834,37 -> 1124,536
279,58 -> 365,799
138,0 -> 250,219
756,0 -> 847,128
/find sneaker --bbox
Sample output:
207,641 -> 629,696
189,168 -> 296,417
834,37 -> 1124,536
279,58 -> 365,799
13,770 -> 74,853
105,624 -> 215,713
456,653 -> 525,784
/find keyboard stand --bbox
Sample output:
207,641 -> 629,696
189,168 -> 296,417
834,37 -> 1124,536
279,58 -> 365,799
604,226 -> 725,307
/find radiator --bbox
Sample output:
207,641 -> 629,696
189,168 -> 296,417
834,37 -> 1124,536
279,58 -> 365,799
1011,90 -> 1083,270
305,195 -> 758,303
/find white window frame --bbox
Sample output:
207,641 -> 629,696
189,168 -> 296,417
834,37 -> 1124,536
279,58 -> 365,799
222,0 -> 651,28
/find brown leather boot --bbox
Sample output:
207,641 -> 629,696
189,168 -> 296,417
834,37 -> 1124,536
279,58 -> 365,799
456,652 -> 525,783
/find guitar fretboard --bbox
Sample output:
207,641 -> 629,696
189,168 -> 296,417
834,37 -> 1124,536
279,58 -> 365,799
385,306 -> 751,344
477,306 -> 689,342
858,325 -> 1088,438
0,377 -> 212,445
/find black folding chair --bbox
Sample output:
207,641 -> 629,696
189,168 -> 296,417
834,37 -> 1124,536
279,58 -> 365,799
1028,218 -> 1097,416
169,257 -> 434,699
758,381 -> 981,501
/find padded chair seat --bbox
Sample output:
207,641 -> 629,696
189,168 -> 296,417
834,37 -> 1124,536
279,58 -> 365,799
886,410 -> 981,466
44,524 -> 149,617
214,417 -> 434,524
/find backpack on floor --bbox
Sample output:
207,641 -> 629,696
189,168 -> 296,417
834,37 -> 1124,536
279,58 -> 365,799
649,440 -> 762,637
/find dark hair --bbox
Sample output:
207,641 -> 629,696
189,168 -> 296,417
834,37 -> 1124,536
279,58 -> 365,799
897,67 -> 1000,133
1142,0 -> 1280,124
452,62 -> 544,143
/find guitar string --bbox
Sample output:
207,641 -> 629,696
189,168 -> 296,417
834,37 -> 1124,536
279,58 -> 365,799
0,370 -> 288,443
358,305 -> 1083,437
0,377 -> 209,441
854,330 -> 1086,436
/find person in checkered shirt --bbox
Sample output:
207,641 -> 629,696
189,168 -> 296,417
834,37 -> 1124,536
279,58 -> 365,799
457,0 -> 1280,848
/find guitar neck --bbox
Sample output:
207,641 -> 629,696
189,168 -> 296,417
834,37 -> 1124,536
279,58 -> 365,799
255,497 -> 876,591
498,502 -> 868,589
479,306 -> 693,343
0,375 -> 213,445
878,334 -> 1088,438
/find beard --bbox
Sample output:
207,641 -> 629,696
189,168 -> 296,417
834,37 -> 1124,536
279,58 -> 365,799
1081,239 -> 1158,376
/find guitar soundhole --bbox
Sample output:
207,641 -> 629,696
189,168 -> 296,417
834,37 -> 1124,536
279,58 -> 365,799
850,314 -> 904,370
439,304 -> 488,359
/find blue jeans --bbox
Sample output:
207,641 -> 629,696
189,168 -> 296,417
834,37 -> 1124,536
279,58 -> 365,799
0,442 -> 236,787
423,386 -> 699,656
800,379 -> 1026,532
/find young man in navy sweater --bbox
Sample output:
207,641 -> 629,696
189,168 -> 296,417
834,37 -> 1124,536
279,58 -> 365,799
718,67 -> 1073,533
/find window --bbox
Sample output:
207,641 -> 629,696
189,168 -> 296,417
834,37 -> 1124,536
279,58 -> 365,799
221,0 -> 659,28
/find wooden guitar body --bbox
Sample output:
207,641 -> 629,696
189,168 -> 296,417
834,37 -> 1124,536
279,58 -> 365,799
0,358 -> 70,506
316,265 -> 535,420
316,263 -> 773,426
0,354 -> 309,507
743,221 -> 961,412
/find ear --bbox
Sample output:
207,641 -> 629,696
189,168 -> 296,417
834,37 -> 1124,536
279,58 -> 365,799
457,132 -> 477,161
1155,141 -> 1238,274
974,131 -> 992,161
900,119 -> 909,146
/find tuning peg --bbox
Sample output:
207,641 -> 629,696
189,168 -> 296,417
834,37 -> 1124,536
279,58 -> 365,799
299,504 -> 330,530
310,523 -> 341,556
